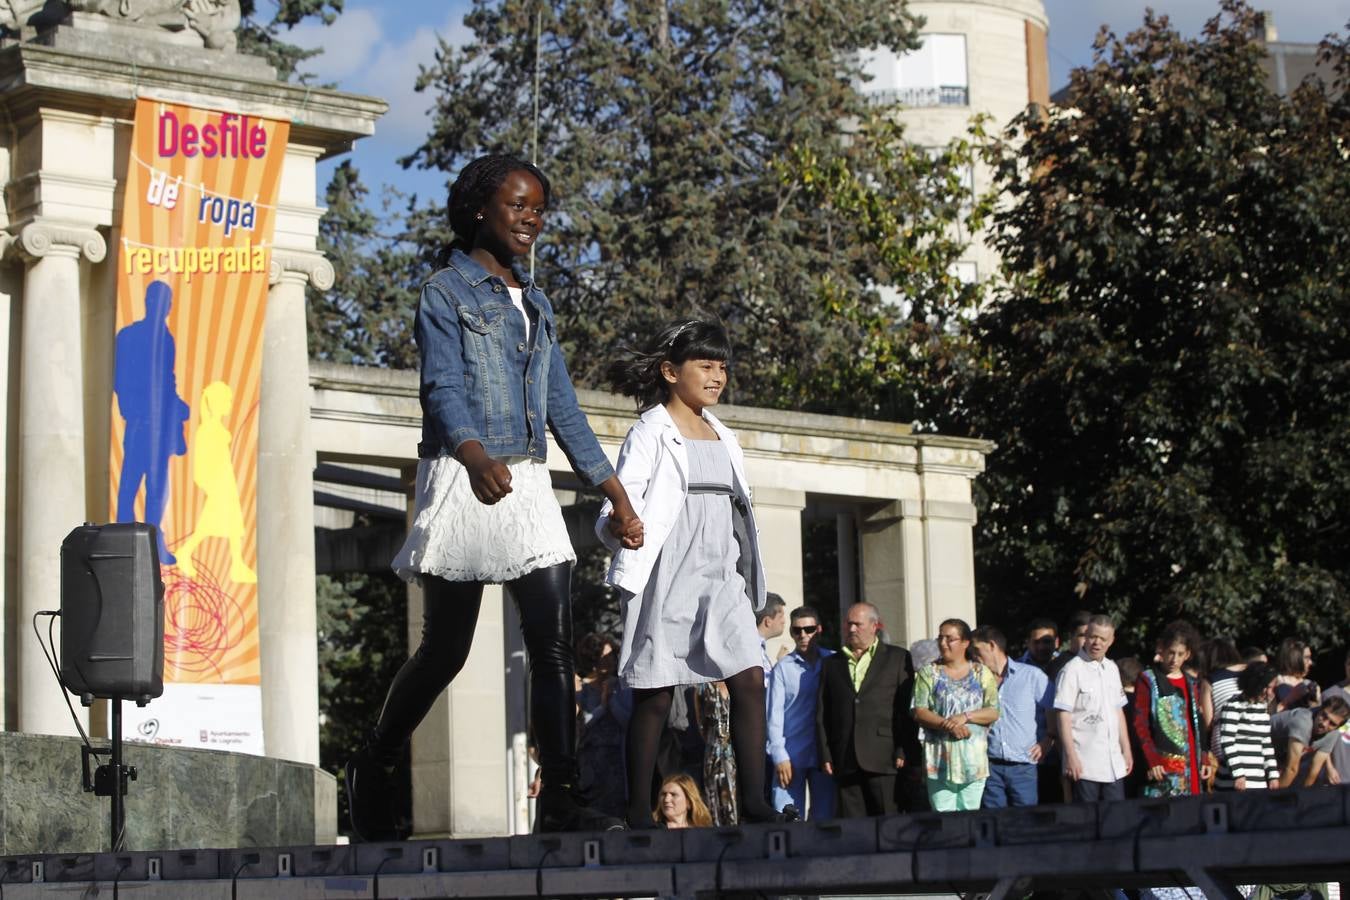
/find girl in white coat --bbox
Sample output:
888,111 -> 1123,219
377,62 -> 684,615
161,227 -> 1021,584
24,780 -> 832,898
599,320 -> 788,826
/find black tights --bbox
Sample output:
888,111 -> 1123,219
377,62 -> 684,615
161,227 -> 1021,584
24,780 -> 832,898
370,563 -> 578,784
624,666 -> 775,824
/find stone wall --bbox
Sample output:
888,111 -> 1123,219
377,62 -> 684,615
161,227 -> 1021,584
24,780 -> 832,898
0,733 -> 336,853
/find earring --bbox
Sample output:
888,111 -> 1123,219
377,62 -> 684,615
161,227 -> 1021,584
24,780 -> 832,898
476,214 -> 484,220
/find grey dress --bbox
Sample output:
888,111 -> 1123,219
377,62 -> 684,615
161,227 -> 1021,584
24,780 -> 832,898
619,439 -> 762,689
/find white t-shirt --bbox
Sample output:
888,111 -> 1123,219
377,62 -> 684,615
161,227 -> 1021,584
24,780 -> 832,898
1054,653 -> 1129,783
506,286 -> 534,346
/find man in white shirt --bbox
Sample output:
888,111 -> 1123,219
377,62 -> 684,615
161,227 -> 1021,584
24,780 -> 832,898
1054,615 -> 1133,802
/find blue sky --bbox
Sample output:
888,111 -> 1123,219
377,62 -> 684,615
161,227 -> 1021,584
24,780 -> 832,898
290,0 -> 1350,208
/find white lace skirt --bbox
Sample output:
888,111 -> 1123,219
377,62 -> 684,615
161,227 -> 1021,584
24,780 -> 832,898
391,455 -> 576,584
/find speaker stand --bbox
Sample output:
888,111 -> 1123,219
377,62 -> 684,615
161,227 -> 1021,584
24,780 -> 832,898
80,698 -> 137,851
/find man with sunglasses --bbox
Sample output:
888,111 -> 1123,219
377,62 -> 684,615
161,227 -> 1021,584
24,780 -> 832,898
767,607 -> 835,818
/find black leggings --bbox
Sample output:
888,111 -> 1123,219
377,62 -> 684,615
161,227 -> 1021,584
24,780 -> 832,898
624,666 -> 776,823
370,563 -> 578,784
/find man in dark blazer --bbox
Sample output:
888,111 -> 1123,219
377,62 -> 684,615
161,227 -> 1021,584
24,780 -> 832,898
816,601 -> 920,816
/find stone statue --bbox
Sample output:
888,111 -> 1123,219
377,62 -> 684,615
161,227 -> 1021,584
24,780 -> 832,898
0,0 -> 49,32
2,0 -> 240,49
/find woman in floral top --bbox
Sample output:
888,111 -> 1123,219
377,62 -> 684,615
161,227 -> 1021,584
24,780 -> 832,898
911,618 -> 1000,811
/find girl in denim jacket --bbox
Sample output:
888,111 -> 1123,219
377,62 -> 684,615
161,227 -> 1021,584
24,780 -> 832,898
599,320 -> 790,826
347,154 -> 643,838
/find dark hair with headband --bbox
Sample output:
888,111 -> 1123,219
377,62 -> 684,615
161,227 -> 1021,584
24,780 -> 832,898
606,319 -> 732,412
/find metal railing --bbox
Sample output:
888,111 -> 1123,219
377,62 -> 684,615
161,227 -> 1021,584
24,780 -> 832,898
869,85 -> 970,107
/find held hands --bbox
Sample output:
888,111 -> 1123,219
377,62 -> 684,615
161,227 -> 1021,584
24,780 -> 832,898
459,442 -> 513,505
606,500 -> 645,550
776,761 -> 793,788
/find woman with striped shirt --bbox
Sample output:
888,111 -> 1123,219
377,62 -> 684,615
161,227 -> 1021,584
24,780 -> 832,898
1214,664 -> 1280,791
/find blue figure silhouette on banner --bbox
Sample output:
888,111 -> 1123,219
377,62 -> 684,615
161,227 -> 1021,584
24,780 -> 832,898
114,280 -> 191,564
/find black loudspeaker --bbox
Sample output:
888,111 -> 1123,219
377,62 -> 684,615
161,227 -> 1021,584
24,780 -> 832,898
60,523 -> 165,705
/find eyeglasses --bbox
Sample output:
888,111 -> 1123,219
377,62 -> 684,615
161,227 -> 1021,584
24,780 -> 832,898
790,625 -> 819,635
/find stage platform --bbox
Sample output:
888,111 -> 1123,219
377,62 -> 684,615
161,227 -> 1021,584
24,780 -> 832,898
2,788 -> 1347,898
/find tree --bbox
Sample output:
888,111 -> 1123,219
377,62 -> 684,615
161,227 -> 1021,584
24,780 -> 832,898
238,0 -> 343,81
399,0 -> 926,409
967,1 -> 1350,652
774,113 -> 992,423
307,161 -> 422,368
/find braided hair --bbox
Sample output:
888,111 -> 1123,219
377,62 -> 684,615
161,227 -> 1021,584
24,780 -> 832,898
445,154 -> 552,255
606,320 -> 732,412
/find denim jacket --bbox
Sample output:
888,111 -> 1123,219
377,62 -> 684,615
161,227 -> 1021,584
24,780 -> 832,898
414,248 -> 614,486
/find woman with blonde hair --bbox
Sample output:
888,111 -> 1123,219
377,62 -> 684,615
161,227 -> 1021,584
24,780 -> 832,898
653,774 -> 713,828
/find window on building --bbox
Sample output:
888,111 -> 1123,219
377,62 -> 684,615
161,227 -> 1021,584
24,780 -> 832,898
862,34 -> 970,108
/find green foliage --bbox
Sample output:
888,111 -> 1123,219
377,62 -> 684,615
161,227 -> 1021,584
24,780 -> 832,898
774,113 -> 992,422
316,570 -> 410,833
399,0 -> 926,408
237,0 -> 343,80
968,1 -> 1350,653
307,162 -> 422,368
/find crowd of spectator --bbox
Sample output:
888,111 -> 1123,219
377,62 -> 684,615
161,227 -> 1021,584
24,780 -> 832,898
572,601 -> 1350,824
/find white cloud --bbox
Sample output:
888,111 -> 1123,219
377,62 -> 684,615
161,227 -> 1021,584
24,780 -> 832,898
288,7 -> 385,83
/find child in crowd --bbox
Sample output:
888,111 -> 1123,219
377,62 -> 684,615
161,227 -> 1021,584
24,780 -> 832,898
1214,663 -> 1280,791
1132,620 -> 1212,797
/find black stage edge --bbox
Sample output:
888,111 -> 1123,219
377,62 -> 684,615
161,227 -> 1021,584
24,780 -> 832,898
2,788 -> 1348,898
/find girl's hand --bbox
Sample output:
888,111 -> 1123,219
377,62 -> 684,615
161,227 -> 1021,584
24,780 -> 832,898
1200,761 -> 1215,781
1234,776 -> 1247,791
1148,764 -> 1165,781
458,441 -> 513,504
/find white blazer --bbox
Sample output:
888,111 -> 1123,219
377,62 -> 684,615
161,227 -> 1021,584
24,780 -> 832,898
596,404 -> 766,608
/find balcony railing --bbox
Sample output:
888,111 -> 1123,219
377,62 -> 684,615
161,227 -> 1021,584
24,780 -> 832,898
867,85 -> 970,108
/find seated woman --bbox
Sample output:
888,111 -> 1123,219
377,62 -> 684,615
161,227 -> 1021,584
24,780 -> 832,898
654,774 -> 713,829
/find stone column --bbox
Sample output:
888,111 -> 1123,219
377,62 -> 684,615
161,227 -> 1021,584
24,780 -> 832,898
256,251 -> 332,765
11,221 -> 106,735
859,499 -> 927,651
752,486 -> 805,662
409,582 -> 510,838
922,500 -> 978,628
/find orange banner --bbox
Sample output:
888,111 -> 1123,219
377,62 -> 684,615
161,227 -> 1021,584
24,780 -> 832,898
111,99 -> 288,753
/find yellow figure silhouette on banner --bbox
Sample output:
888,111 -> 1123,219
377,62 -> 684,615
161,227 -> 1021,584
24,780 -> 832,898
177,381 -> 257,584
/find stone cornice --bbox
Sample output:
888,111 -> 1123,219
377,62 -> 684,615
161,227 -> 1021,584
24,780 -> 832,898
6,219 -> 106,262
308,362 -> 996,462
0,43 -> 388,158
269,249 -> 334,290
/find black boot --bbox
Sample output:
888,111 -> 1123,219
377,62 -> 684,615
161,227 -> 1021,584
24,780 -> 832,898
345,745 -> 409,842
536,781 -> 625,833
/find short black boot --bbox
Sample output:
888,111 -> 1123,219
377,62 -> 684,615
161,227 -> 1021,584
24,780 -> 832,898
536,780 -> 625,833
345,745 -> 409,842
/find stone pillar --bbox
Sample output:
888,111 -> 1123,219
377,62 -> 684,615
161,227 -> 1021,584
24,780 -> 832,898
752,486 -> 805,662
922,500 -> 978,627
859,499 -> 927,651
10,221 -> 106,735
409,582 -> 509,838
256,251 -> 332,765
